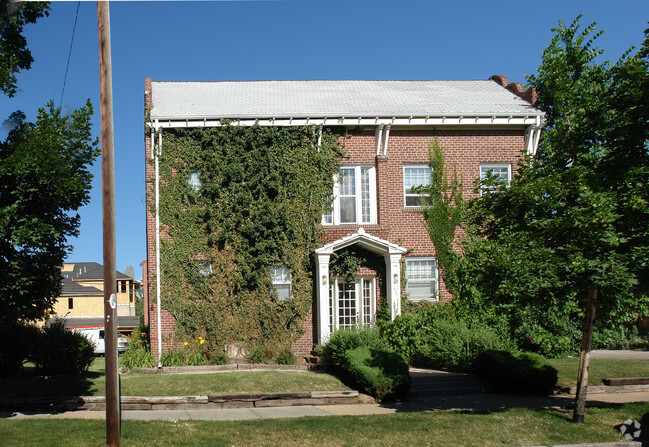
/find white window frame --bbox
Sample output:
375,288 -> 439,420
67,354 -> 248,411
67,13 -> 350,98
405,257 -> 438,302
322,165 -> 377,225
479,163 -> 511,192
188,172 -> 202,192
270,266 -> 292,301
403,164 -> 432,208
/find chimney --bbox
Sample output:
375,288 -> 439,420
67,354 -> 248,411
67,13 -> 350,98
489,75 -> 538,105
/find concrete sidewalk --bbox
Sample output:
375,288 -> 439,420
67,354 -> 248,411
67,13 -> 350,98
3,390 -> 648,421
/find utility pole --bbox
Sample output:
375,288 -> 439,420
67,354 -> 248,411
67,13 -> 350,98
98,2 -> 120,445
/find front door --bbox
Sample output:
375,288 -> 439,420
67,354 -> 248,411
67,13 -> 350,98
329,277 -> 375,331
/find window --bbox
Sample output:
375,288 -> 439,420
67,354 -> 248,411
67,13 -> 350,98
322,166 -> 376,225
403,165 -> 432,207
270,266 -> 291,300
188,172 -> 202,192
406,258 -> 438,301
198,262 -> 212,282
480,164 -> 510,191
68,298 -> 73,309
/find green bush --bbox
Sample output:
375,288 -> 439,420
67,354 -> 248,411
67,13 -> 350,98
317,326 -> 388,375
344,346 -> 411,401
207,349 -> 228,365
30,320 -> 95,376
0,322 -> 40,376
246,345 -> 271,364
275,349 -> 296,365
383,304 -> 512,372
474,350 -> 558,395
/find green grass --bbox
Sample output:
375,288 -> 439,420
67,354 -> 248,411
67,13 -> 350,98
549,358 -> 649,388
0,358 -> 349,398
1,403 -> 648,446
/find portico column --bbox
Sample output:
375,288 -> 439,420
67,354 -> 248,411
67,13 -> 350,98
384,253 -> 403,320
316,253 -> 331,344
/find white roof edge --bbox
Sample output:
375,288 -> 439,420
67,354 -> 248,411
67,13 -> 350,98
315,228 -> 408,255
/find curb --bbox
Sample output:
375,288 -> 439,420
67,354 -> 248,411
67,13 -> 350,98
0,391 -> 359,412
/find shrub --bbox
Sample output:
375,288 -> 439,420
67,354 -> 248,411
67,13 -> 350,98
30,320 -> 95,376
246,345 -> 271,364
275,349 -> 296,365
383,304 -> 512,372
474,349 -> 558,395
344,346 -> 411,401
317,326 -> 388,375
0,322 -> 40,376
207,349 -> 228,365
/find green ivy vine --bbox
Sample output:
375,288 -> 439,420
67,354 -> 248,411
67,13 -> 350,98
151,125 -> 343,354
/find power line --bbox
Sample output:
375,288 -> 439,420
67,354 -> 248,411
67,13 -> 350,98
60,2 -> 81,109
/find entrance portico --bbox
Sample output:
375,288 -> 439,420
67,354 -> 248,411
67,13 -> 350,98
314,228 -> 408,344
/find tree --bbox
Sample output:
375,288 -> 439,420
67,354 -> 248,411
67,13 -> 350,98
472,18 -> 649,423
0,102 -> 99,323
0,1 -> 50,97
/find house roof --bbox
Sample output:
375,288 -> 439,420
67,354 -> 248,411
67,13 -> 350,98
62,262 -> 131,281
60,279 -> 103,296
149,79 -> 542,122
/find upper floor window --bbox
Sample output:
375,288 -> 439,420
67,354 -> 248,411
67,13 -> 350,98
322,165 -> 376,225
480,164 -> 510,191
403,165 -> 432,208
405,258 -> 438,301
270,266 -> 291,300
188,172 -> 202,192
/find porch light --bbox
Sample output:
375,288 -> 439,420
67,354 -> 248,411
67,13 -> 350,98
322,275 -> 327,285
393,274 -> 398,284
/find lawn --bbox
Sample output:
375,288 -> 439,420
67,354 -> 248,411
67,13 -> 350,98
1,403 -> 648,447
0,358 -> 349,398
549,358 -> 649,388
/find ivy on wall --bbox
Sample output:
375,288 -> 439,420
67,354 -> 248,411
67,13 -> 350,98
153,125 -> 343,354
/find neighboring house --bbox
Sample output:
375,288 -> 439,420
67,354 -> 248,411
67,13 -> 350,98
145,75 -> 543,356
51,262 -> 139,333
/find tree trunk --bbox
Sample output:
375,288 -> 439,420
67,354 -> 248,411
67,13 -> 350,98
572,288 -> 598,424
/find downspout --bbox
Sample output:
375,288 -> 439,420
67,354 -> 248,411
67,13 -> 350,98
155,123 -> 163,368
382,124 -> 391,157
375,124 -> 384,156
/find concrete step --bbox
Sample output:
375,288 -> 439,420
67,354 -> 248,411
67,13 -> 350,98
409,368 -> 491,396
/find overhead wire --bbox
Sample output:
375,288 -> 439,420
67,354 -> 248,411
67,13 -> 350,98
60,1 -> 81,109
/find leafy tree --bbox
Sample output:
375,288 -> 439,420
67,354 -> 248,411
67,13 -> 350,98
0,1 -> 50,97
0,102 -> 99,323
473,18 -> 649,422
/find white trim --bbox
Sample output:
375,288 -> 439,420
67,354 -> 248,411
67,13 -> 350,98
405,257 -> 438,302
148,115 -> 544,130
155,128 -> 162,367
479,163 -> 511,190
403,164 -> 432,209
322,165 -> 377,226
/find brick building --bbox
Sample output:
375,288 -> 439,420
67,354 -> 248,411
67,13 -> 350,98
145,76 -> 543,357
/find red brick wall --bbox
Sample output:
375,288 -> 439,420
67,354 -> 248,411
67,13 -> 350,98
145,117 -> 526,355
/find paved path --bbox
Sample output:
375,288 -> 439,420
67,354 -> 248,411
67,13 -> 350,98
590,350 -> 649,360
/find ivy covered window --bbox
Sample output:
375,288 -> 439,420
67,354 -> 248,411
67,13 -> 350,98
480,164 -> 510,191
405,258 -> 438,301
322,165 -> 376,225
403,165 -> 432,207
188,172 -> 202,192
270,266 -> 291,300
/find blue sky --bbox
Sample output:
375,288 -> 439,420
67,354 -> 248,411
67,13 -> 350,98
1,0 -> 647,280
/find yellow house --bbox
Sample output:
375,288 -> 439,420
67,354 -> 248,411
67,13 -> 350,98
51,262 -> 139,333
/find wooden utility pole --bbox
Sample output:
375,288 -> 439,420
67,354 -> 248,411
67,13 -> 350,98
98,2 -> 120,445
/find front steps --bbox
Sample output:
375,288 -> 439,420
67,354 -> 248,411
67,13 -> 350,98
409,368 -> 491,397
